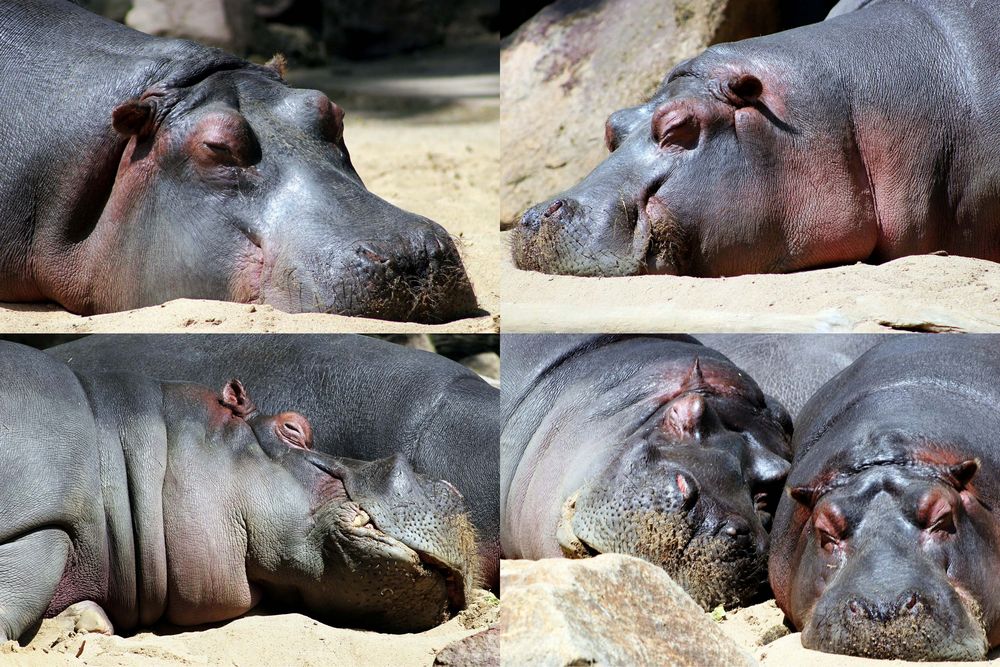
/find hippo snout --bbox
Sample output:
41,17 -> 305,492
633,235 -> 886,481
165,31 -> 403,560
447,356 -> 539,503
804,588 -> 988,661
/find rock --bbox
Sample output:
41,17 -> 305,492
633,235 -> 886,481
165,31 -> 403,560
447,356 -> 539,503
251,22 -> 325,66
500,555 -> 756,667
434,625 -> 500,666
75,0 -> 133,22
500,0 -> 780,228
126,0 -> 255,53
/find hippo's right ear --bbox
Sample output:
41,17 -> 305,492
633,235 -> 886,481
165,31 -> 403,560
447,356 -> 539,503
112,98 -> 157,139
722,73 -> 763,108
220,379 -> 257,418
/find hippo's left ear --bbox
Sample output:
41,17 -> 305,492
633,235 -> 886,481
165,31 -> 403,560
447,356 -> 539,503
112,98 -> 158,139
721,73 -> 763,108
788,484 -> 819,509
220,379 -> 257,418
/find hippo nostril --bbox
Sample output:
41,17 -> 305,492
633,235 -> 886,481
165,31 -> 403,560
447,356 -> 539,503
848,599 -> 861,617
905,593 -> 923,615
543,200 -> 565,218
719,516 -> 751,538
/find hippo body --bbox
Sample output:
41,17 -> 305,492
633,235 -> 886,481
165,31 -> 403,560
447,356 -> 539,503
512,0 -> 1000,277
0,0 -> 476,321
770,335 -> 1000,660
501,334 -> 793,608
0,341 -> 476,643
48,334 -> 500,588
694,334 -> 884,419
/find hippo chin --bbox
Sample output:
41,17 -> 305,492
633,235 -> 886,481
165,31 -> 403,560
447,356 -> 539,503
770,336 -> 1000,661
0,0 -> 477,322
513,0 -> 1000,277
501,335 -> 792,609
0,342 -> 477,642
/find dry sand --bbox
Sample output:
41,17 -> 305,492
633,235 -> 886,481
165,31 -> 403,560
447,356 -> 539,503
0,53 -> 499,334
502,233 -> 1000,332
716,600 -> 1000,666
0,590 -> 498,667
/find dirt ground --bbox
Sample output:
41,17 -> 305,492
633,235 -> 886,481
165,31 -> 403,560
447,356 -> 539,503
0,590 -> 498,667
0,46 -> 499,334
716,600 -> 1000,666
501,233 -> 1000,333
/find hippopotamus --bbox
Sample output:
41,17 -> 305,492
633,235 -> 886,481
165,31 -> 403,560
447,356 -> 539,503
511,0 -> 1000,277
0,0 -> 477,322
48,334 -> 500,590
695,334 -> 884,419
501,334 -> 793,609
769,335 -> 1000,660
0,341 -> 477,644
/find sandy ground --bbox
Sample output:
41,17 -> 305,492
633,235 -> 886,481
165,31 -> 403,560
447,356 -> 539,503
716,600 -> 1000,666
0,590 -> 498,667
502,233 -> 1000,332
0,48 -> 499,334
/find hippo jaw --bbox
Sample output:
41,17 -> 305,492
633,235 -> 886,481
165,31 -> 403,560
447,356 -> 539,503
302,452 -> 477,628
555,482 -> 769,610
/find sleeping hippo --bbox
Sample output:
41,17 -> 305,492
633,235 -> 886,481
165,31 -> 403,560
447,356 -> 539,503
48,334 -> 501,590
770,335 -> 1000,660
0,0 -> 477,322
512,0 -> 1000,277
0,341 -> 477,643
501,334 -> 793,609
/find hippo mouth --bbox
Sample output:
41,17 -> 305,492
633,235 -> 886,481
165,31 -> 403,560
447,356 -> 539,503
555,490 -> 767,609
305,454 -> 468,614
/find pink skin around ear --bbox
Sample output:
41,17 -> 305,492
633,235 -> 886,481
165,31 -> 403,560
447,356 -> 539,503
662,392 -> 707,438
220,379 -> 257,418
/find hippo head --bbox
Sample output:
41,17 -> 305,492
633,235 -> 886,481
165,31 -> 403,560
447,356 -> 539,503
555,359 -> 792,609
512,47 -> 874,277
780,436 -> 997,660
98,56 -> 477,321
220,381 -> 478,632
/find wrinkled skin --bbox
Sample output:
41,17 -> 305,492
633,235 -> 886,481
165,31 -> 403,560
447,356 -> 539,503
0,342 -> 477,644
501,335 -> 792,609
0,0 -> 476,322
770,335 -> 1000,660
49,334 -> 501,591
695,334 -> 884,419
512,0 -> 1000,277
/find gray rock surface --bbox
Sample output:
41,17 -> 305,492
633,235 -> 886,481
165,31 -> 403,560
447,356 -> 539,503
500,555 -> 756,666
500,0 -> 780,227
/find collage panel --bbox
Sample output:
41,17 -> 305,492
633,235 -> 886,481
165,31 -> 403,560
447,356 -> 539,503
500,334 -> 1000,665
0,0 -> 498,334
0,333 -> 499,663
500,0 -> 1000,333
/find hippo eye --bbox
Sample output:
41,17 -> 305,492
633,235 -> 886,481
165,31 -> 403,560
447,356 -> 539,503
928,511 -> 955,534
203,142 -> 237,164
818,530 -> 840,552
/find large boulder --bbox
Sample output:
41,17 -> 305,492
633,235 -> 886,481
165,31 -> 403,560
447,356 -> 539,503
126,0 -> 255,53
500,555 -> 755,666
500,0 -> 780,228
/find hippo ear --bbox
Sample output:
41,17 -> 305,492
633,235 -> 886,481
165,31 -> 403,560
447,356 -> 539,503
788,485 -> 818,509
946,459 -> 980,490
112,98 -> 157,139
220,379 -> 256,418
722,73 -> 763,107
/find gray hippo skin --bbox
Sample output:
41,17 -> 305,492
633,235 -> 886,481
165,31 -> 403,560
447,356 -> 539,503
512,0 -> 1000,277
695,334 -> 885,419
501,334 -> 793,609
0,0 -> 476,322
0,341 -> 477,643
48,334 -> 500,590
769,335 -> 1000,660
